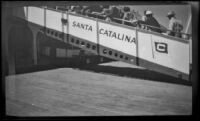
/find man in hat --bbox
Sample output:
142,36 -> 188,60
144,10 -> 162,33
142,10 -> 147,22
167,11 -> 183,38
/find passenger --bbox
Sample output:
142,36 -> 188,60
134,10 -> 142,20
121,7 -> 138,26
96,5 -> 120,22
145,10 -> 162,33
121,6 -> 132,25
98,5 -> 110,15
122,6 -> 132,21
130,10 -> 141,27
69,6 -> 76,12
104,9 -> 113,22
166,11 -> 183,38
65,6 -> 71,11
74,5 -> 83,14
118,8 -> 124,19
101,5 -> 110,11
138,10 -> 147,29
82,5 -> 105,17
142,10 -> 147,21
108,6 -> 124,23
81,6 -> 92,16
90,5 -> 104,13
110,6 -> 121,19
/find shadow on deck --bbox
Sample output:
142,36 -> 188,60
12,56 -> 191,86
71,63 -> 192,86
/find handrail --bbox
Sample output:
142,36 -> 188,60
91,12 -> 191,40
81,10 -> 191,40
43,6 -> 191,40
139,23 -> 191,40
93,14 -> 191,40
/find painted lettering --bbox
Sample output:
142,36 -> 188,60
99,28 -> 136,44
72,21 -> 92,32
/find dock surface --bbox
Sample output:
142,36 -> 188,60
6,61 -> 192,116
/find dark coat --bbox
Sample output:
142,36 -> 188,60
145,16 -> 162,33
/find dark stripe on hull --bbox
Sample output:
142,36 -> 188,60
68,35 -> 98,55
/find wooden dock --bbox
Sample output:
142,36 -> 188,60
6,61 -> 192,116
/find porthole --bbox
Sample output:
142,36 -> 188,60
120,55 -> 123,59
103,49 -> 107,54
92,45 -> 96,50
81,41 -> 85,46
76,40 -> 80,44
114,53 -> 118,57
86,43 -> 90,48
130,59 -> 134,62
51,31 -> 54,35
55,32 -> 58,37
71,38 -> 74,43
125,56 -> 129,60
59,33 -> 63,39
109,51 -> 112,55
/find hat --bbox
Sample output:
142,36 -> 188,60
146,10 -> 152,15
167,11 -> 175,17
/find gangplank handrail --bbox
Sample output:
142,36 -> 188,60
90,12 -> 191,40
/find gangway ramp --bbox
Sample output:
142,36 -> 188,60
13,6 -> 191,81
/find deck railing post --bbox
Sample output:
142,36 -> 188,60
96,18 -> 100,55
136,27 -> 139,66
44,6 -> 47,35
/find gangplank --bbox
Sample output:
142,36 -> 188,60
13,6 -> 192,81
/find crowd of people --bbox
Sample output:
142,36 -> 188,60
66,5 -> 142,22
54,5 -> 185,39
